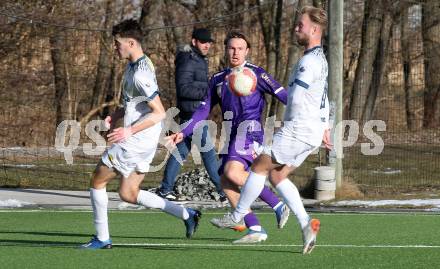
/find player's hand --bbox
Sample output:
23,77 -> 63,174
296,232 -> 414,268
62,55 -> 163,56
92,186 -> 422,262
165,132 -> 184,147
104,116 -> 112,130
322,128 -> 332,150
107,127 -> 132,143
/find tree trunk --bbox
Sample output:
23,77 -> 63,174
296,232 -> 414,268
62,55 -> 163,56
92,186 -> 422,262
257,0 -> 283,118
90,0 -> 116,112
422,0 -> 440,128
164,2 -> 185,49
50,31 -> 71,125
349,0 -> 383,123
363,4 -> 393,122
401,4 -> 423,130
140,0 -> 164,45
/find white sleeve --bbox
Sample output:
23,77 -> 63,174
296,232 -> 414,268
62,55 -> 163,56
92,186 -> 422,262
294,56 -> 316,89
134,70 -> 159,101
289,56 -> 316,106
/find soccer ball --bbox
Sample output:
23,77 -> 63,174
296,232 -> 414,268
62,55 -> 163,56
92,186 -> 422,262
227,66 -> 257,96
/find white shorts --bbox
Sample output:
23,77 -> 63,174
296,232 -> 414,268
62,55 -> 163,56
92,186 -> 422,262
101,123 -> 161,178
263,131 -> 317,167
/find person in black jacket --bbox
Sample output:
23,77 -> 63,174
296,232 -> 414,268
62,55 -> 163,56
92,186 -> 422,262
157,28 -> 226,202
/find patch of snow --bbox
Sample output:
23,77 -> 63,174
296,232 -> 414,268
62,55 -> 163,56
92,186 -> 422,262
0,199 -> 35,208
3,163 -> 96,168
372,168 -> 401,175
3,164 -> 36,168
332,199 -> 440,208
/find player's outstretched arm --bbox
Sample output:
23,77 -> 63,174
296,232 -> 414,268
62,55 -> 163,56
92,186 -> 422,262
107,95 -> 166,143
259,70 -> 288,105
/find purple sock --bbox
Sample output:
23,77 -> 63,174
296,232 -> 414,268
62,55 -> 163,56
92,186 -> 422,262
244,212 -> 260,228
258,185 -> 280,209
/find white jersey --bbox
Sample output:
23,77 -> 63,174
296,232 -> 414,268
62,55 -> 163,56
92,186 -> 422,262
122,55 -> 160,127
101,55 -> 162,177
282,46 -> 329,147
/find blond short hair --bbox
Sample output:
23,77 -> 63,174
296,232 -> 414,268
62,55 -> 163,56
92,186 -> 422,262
301,6 -> 327,32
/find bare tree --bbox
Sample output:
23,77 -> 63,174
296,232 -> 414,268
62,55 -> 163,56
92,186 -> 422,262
90,0 -> 117,112
349,0 -> 384,123
422,0 -> 440,128
362,1 -> 395,122
140,0 -> 164,46
257,0 -> 283,118
45,0 -> 75,125
401,3 -> 423,130
164,1 -> 190,49
50,31 -> 73,124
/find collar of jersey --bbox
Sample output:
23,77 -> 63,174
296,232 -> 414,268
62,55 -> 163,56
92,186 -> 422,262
129,55 -> 146,67
304,46 -> 321,55
228,60 -> 247,72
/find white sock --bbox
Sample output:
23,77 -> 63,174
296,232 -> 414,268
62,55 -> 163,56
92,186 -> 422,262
90,188 -> 109,241
275,179 -> 310,229
232,171 -> 266,221
136,190 -> 189,220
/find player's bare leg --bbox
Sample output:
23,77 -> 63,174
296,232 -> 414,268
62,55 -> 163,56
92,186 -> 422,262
118,171 -> 144,204
216,173 -> 247,232
91,161 -> 118,189
221,175 -> 241,209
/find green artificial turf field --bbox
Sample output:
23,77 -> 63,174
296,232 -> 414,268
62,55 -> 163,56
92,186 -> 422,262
0,210 -> 439,268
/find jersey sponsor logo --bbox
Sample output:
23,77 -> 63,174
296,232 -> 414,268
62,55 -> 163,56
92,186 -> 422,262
261,73 -> 276,88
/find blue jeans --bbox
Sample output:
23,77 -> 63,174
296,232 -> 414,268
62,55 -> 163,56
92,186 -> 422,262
160,124 -> 224,196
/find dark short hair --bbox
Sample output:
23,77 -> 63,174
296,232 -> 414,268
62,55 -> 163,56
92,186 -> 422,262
224,31 -> 251,49
112,19 -> 143,43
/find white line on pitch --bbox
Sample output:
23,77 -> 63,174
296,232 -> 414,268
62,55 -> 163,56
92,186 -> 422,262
1,242 -> 439,249
0,210 -> 438,216
113,242 -> 440,249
